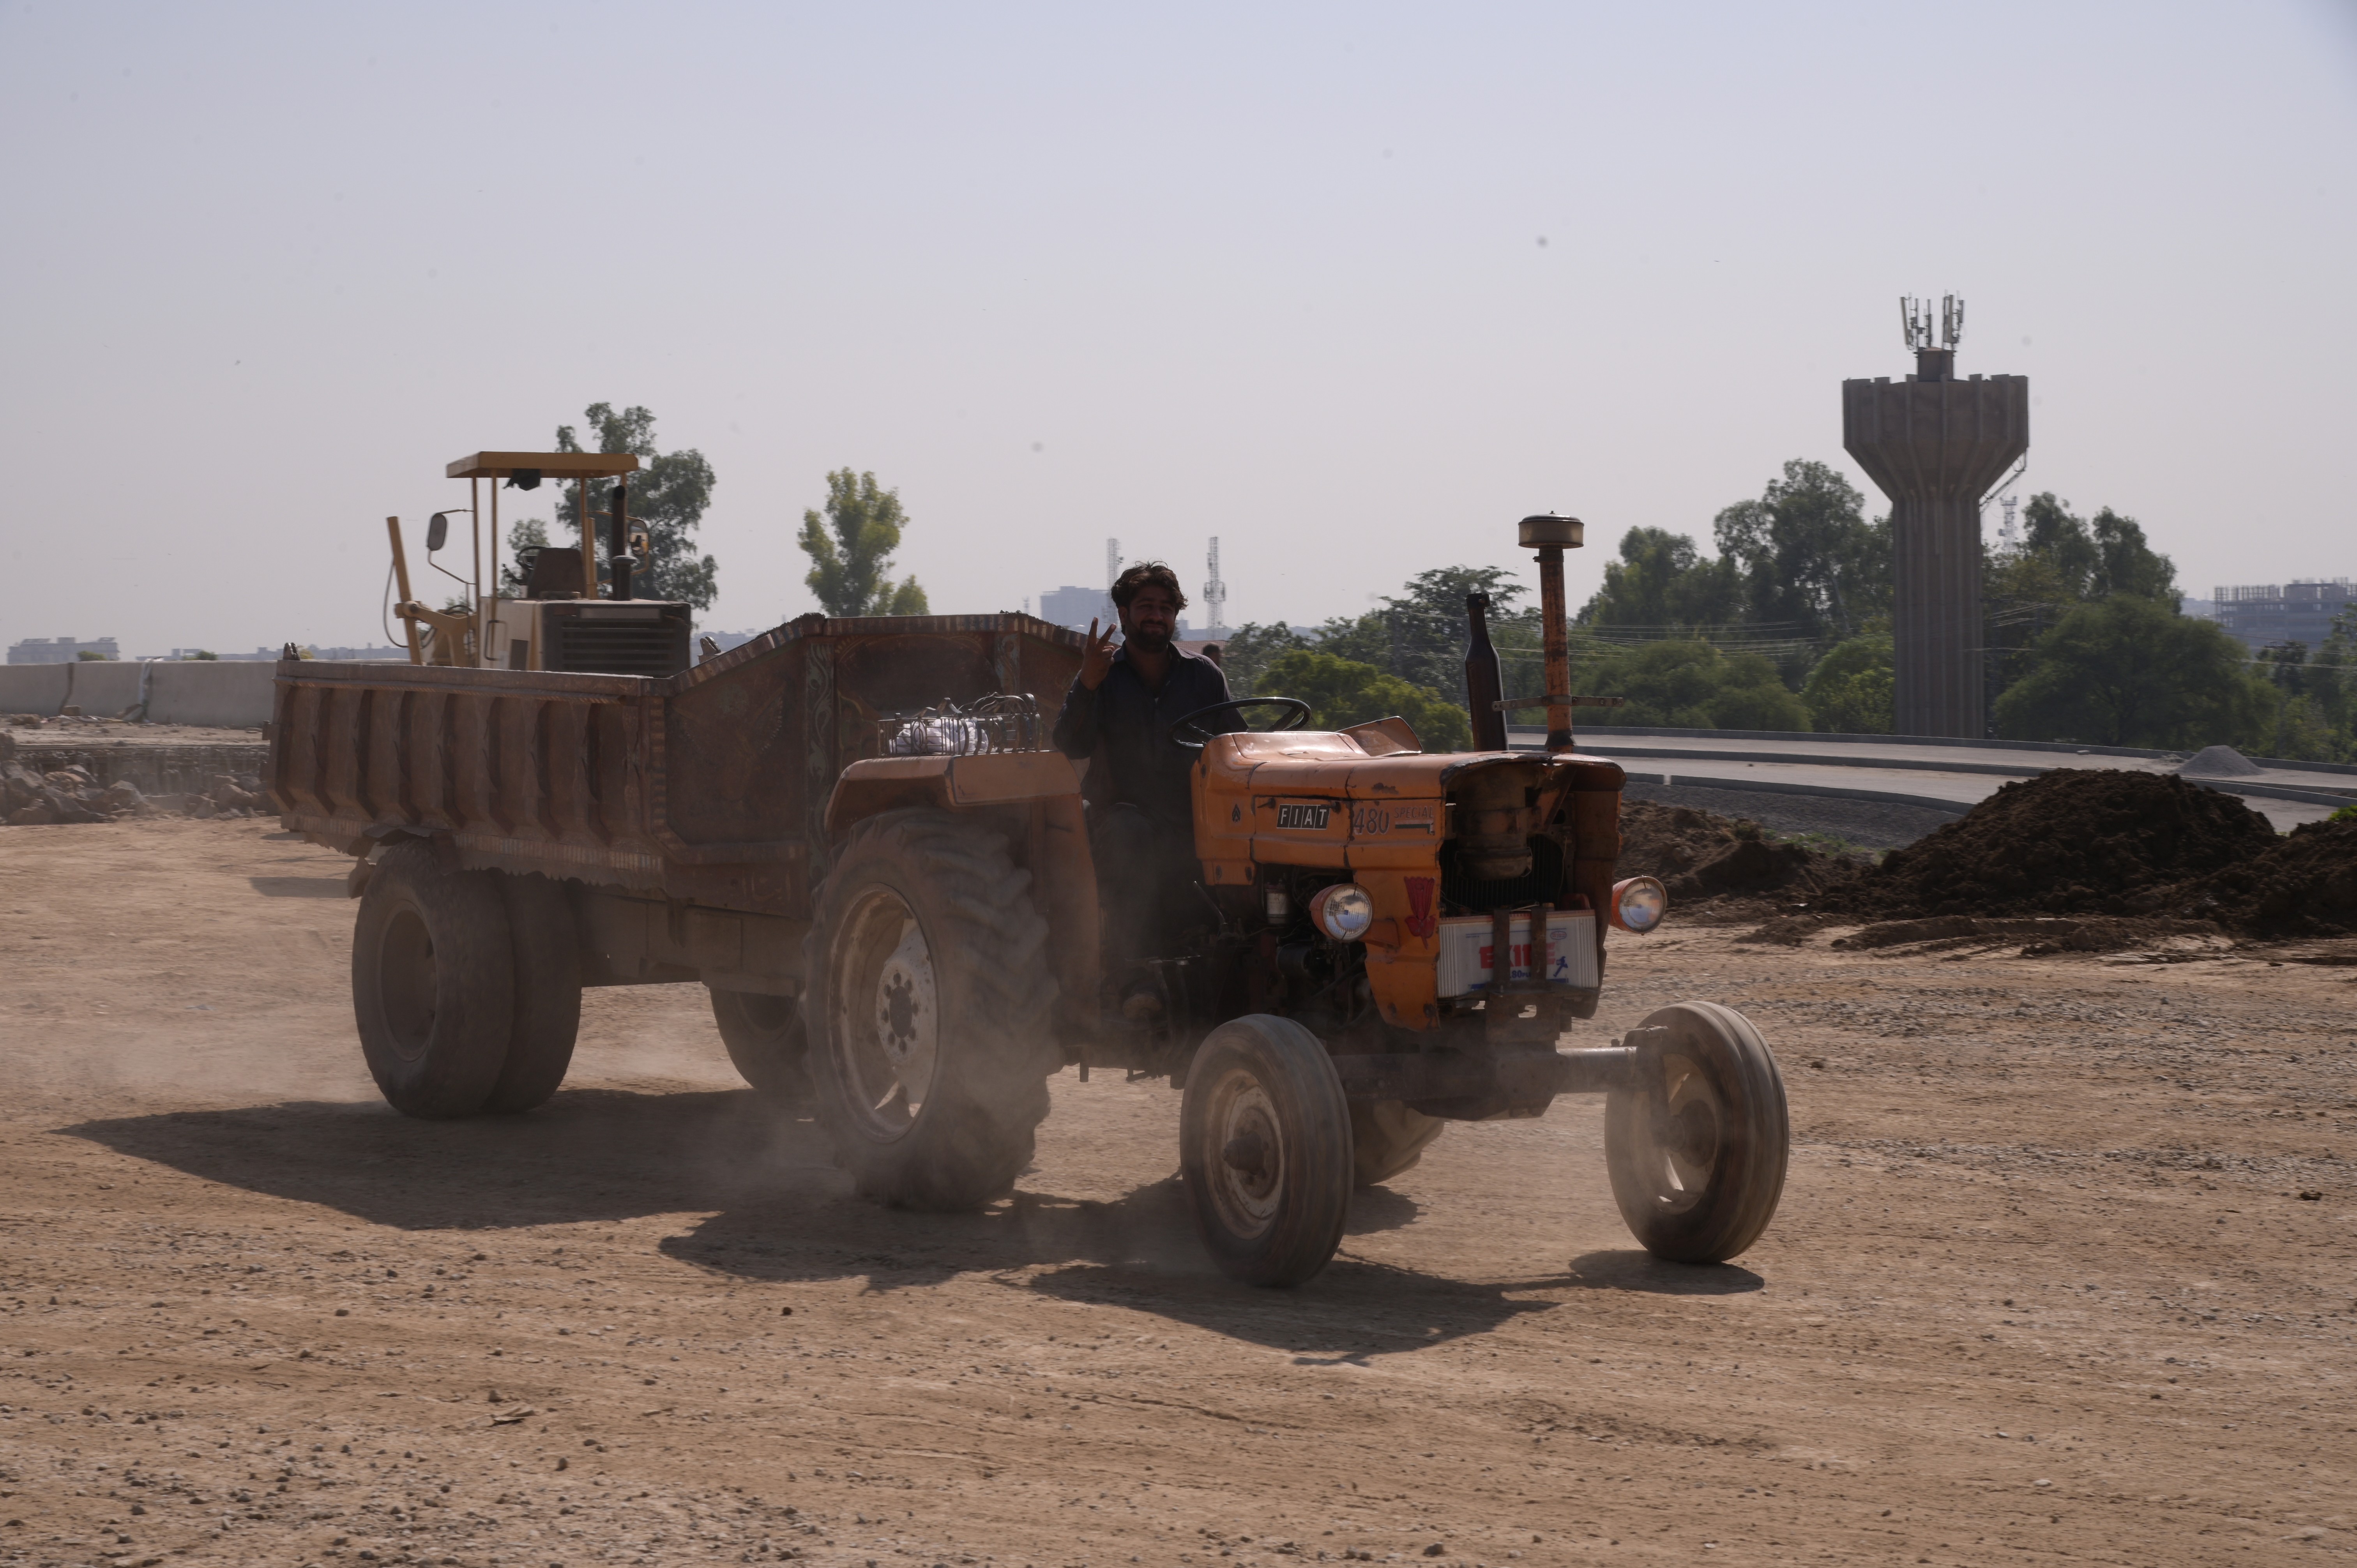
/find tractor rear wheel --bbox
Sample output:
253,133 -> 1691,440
1348,1100 -> 1446,1188
1604,1001 -> 1788,1263
1181,1015 -> 1353,1287
709,986 -> 813,1111
802,810 -> 1059,1209
351,841 -> 516,1119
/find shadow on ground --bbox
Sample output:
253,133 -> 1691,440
248,875 -> 348,897
65,1087 -> 1742,1350
1561,1249 -> 1763,1296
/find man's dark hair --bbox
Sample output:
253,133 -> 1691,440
1110,561 -> 1187,612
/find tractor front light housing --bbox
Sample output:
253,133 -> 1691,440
1309,883 -> 1375,942
1610,876 -> 1668,934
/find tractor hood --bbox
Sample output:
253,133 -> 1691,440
1190,720 -> 1625,884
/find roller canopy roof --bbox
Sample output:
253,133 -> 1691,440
445,452 -> 643,480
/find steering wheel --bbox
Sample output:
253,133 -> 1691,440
1169,696 -> 1311,750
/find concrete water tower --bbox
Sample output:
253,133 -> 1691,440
1842,296 -> 2029,737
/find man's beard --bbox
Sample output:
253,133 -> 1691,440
1124,623 -> 1173,654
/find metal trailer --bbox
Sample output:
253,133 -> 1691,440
269,612 -> 1091,1098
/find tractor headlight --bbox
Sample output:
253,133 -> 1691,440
1309,883 -> 1375,942
1610,876 -> 1668,934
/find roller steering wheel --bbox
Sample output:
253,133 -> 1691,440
1169,696 -> 1311,750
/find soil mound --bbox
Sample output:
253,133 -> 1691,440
1816,769 -> 2277,921
2163,819 -> 2357,936
1617,799 -> 1862,905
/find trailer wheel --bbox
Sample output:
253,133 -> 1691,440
709,987 -> 813,1111
351,841 -> 516,1119
1348,1100 -> 1447,1189
1604,1001 -> 1788,1264
483,872 -> 581,1114
1181,1015 -> 1353,1287
802,810 -> 1059,1209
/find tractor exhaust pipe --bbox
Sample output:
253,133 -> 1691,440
1463,592 -> 1506,752
1517,514 -> 1584,753
608,481 -> 633,600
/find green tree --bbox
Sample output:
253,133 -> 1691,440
1311,565 -> 1538,702
1801,623 -> 1896,733
2087,507 -> 2178,602
1256,648 -> 1473,752
1219,621 -> 1310,697
2254,639 -> 2355,763
1712,459 -> 1892,646
1993,595 -> 2272,749
552,403 -> 719,610
1986,493 -> 2181,708
797,469 -> 929,616
1577,527 -> 1744,636
1579,640 -> 1809,730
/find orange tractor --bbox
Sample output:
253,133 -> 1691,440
277,480 -> 1787,1288
804,511 -> 1787,1284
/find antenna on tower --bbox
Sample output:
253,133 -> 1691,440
1901,297 -> 1932,351
1999,494 -> 2019,550
1901,294 -> 1965,351
1203,537 -> 1227,635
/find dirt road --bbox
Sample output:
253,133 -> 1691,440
2,818 -> 2352,1566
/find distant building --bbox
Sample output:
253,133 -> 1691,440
8,636 -> 119,664
2212,581 -> 2357,650
1038,584 -> 1112,630
2177,597 -> 2215,622
303,645 -> 408,662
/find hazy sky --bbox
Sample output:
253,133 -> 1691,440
4,2 -> 2353,654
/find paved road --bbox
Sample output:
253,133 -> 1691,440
1510,727 -> 2351,832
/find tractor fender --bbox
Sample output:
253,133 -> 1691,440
823,751 -> 1085,834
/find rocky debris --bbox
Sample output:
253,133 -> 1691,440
4,760 -> 113,826
1816,770 -> 2278,922
209,773 -> 265,812
2,759 -> 268,826
2178,744 -> 2263,778
1617,799 -> 1865,908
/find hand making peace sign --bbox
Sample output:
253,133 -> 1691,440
1078,617 -> 1120,690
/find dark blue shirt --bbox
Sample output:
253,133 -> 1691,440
1052,646 -> 1237,831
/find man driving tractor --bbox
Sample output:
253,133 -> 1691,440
1051,561 -> 1241,1017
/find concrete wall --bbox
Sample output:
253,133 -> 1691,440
145,661 -> 277,727
0,659 -> 278,728
0,664 -> 67,714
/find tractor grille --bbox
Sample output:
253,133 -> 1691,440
1440,833 -> 1573,914
549,610 -> 690,677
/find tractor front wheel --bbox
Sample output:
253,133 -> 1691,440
1180,1015 -> 1353,1287
1604,1001 -> 1788,1264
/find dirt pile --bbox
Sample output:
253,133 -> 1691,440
2163,818 -> 2357,936
1818,769 -> 2279,922
1617,799 -> 1862,905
